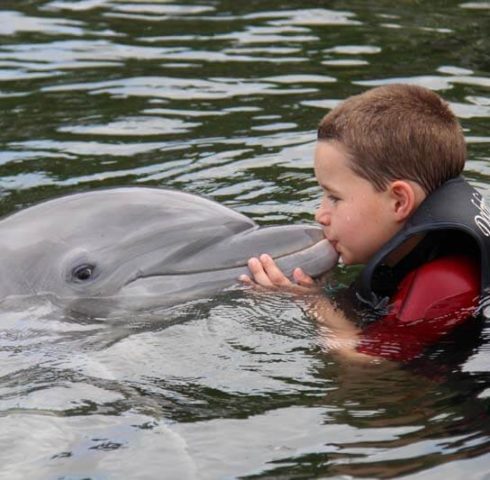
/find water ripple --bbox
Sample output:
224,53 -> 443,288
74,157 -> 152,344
0,10 -> 86,36
58,115 -> 200,136
42,76 -> 317,99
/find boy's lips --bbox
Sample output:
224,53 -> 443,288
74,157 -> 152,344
327,238 -> 339,252
323,231 -> 340,253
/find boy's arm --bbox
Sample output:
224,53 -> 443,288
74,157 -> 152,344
240,254 -> 375,362
242,254 -> 480,364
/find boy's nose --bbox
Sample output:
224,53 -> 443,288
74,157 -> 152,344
315,206 -> 330,226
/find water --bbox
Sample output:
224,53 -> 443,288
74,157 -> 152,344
0,1 -> 489,478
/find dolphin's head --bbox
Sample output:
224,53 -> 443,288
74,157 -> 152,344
0,188 -> 338,311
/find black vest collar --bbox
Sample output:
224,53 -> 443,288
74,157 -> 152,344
357,176 -> 490,303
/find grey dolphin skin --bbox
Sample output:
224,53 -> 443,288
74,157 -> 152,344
0,188 -> 338,312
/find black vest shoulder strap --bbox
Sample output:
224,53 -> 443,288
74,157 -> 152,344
357,176 -> 490,302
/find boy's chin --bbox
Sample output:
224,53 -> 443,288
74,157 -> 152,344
338,255 -> 361,266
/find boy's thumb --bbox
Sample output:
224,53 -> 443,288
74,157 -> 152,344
293,268 -> 315,287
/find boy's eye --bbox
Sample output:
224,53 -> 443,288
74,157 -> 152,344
327,194 -> 340,204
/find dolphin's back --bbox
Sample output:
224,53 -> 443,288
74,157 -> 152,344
0,188 -> 255,239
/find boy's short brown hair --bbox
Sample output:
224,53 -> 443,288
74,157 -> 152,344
317,84 -> 466,194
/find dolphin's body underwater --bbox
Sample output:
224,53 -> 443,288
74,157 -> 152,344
0,188 -> 338,313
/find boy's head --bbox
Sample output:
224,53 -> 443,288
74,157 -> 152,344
314,85 -> 465,265
317,84 -> 466,195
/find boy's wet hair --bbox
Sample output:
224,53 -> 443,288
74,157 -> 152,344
317,84 -> 466,194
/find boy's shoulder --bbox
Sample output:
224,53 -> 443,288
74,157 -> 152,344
358,176 -> 490,302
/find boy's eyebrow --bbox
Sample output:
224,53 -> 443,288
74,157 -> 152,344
318,181 -> 340,194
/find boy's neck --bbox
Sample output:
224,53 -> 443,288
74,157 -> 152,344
384,181 -> 427,267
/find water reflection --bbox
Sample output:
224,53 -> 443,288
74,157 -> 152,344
0,10 -> 87,36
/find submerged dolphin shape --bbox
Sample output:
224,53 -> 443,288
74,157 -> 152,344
0,188 -> 338,312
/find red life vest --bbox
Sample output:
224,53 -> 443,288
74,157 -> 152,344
356,254 -> 480,361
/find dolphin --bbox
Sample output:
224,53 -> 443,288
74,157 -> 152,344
0,187 -> 338,313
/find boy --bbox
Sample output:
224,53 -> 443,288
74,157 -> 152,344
240,84 -> 490,362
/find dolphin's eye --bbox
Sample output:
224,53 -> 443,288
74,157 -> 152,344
72,264 -> 95,282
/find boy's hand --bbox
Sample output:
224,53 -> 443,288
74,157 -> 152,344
239,254 -> 317,291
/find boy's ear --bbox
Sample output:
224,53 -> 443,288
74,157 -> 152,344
389,180 -> 424,221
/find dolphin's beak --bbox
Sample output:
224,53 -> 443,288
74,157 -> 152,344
271,238 -> 339,279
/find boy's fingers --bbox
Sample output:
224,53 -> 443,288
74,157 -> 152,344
247,257 -> 275,287
239,274 -> 253,284
293,268 -> 315,287
259,254 -> 292,287
243,256 -> 316,292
